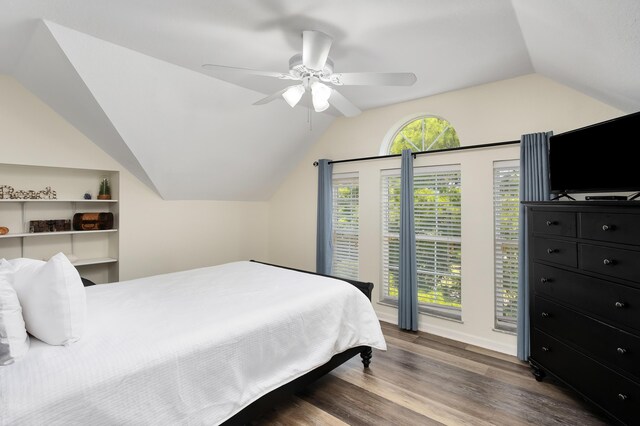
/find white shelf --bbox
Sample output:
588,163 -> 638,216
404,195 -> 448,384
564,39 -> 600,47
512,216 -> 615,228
72,257 -> 118,267
0,229 -> 118,239
0,164 -> 120,283
0,199 -> 118,203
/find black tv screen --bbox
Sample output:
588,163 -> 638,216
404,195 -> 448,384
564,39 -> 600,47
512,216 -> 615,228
549,111 -> 640,194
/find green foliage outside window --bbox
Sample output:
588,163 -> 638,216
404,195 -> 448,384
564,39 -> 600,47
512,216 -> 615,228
383,172 -> 462,310
389,117 -> 460,154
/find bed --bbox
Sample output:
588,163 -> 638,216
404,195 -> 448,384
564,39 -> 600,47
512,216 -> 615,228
0,260 -> 386,425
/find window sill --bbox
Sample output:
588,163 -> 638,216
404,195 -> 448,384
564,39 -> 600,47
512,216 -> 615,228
420,310 -> 463,323
377,299 -> 463,323
492,327 -> 517,336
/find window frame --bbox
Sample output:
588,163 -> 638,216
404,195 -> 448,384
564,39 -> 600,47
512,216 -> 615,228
331,172 -> 359,280
380,164 -> 462,321
493,159 -> 520,334
380,114 -> 461,155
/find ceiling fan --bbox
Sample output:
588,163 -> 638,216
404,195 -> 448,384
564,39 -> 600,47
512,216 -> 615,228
202,30 -> 417,117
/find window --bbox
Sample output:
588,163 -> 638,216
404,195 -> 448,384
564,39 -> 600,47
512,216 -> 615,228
332,174 -> 359,280
387,116 -> 460,154
493,161 -> 520,332
382,165 -> 462,320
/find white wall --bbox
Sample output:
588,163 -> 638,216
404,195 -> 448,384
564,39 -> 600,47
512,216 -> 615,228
1,72 -> 626,354
268,74 -> 623,354
0,75 -> 268,280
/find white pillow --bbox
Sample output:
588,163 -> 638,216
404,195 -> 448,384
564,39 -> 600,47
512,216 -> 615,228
10,253 -> 86,345
0,259 -> 30,365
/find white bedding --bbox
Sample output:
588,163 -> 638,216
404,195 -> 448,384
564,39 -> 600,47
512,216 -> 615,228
0,261 -> 386,425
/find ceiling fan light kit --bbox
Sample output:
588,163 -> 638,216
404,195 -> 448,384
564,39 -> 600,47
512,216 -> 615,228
203,30 -> 417,117
310,80 -> 331,112
282,84 -> 305,107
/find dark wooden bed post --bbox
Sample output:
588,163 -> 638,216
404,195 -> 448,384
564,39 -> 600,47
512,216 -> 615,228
361,347 -> 373,368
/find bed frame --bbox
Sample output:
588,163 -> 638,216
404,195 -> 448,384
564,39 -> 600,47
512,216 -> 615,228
221,260 -> 375,425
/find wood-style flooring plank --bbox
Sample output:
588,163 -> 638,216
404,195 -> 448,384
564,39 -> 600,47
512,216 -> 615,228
332,363 -> 498,426
253,396 -> 349,426
464,343 -> 523,365
298,374 -> 443,426
254,321 -> 611,425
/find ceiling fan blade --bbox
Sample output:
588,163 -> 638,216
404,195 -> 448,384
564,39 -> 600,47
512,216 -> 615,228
302,30 -> 333,71
253,88 -> 290,105
331,72 -> 417,86
202,64 -> 296,80
329,88 -> 361,117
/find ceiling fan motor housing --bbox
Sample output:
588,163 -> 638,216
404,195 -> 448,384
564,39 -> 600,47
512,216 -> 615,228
288,53 -> 334,80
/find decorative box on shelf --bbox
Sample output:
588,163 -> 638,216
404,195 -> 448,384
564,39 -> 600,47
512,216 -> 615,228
72,212 -> 114,231
29,219 -> 71,233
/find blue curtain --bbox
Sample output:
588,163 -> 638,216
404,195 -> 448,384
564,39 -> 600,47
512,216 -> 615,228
517,132 -> 552,361
316,159 -> 333,275
399,149 -> 418,331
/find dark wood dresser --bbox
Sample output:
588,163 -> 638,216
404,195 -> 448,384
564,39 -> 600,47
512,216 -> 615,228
525,201 -> 640,424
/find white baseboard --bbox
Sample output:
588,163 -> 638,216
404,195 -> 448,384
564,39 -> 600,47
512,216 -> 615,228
375,311 -> 517,356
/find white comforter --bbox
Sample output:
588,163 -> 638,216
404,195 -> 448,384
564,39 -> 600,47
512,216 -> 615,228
0,261 -> 386,425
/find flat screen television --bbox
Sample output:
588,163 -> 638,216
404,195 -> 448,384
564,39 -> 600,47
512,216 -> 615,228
548,111 -> 640,195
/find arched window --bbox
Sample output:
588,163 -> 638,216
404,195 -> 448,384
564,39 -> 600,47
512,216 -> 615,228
386,116 -> 460,154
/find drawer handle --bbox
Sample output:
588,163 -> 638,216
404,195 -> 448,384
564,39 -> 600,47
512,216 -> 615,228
618,393 -> 628,401
617,347 -> 627,355
603,258 -> 614,266
615,301 -> 626,309
542,346 -> 550,352
546,220 -> 557,226
547,248 -> 558,254
541,312 -> 550,318
540,277 -> 550,284
602,224 -> 613,231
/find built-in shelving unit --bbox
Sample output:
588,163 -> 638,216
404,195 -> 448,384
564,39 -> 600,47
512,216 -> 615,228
0,229 -> 118,239
0,163 -> 119,283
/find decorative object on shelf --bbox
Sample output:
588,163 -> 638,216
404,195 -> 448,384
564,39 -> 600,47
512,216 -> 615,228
29,219 -> 71,233
0,185 -> 10,199
0,226 -> 8,235
97,177 -> 111,200
83,191 -> 92,200
72,212 -> 114,231
0,185 -> 57,200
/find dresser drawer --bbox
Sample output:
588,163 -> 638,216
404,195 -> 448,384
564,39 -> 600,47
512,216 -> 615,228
533,238 -> 577,268
531,330 -> 639,425
580,244 -> 640,283
534,296 -> 640,381
532,211 -> 576,237
580,212 -> 640,246
533,263 -> 640,333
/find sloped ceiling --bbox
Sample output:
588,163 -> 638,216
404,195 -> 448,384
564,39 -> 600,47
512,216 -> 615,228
0,0 -> 638,200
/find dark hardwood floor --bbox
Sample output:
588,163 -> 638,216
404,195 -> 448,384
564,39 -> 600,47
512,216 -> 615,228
254,321 -> 611,425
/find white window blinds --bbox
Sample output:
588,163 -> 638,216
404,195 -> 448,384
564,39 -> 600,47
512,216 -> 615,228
382,165 -> 462,319
493,160 -> 520,332
332,174 -> 359,280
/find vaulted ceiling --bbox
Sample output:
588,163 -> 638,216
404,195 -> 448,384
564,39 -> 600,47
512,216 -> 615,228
1,0 -> 638,200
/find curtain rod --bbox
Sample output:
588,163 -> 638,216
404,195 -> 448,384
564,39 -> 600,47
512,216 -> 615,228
312,140 -> 520,166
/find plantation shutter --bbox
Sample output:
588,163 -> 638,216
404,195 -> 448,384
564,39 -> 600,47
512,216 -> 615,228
493,160 -> 520,332
332,173 -> 359,280
382,166 -> 462,319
